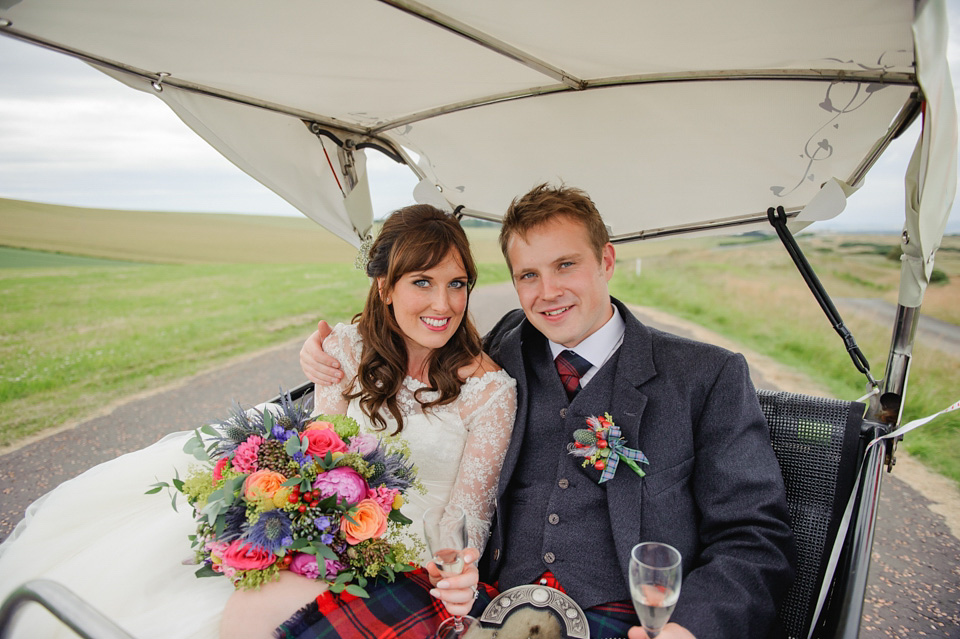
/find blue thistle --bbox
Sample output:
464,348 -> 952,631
220,504 -> 248,542
209,388 -> 313,457
212,405 -> 268,456
364,444 -> 417,491
244,510 -> 293,554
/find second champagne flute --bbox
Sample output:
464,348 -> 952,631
422,504 -> 476,639
629,541 -> 682,638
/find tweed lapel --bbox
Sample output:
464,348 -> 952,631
606,298 -> 657,582
494,318 -> 533,498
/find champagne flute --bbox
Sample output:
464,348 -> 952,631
423,504 -> 477,639
629,542 -> 682,638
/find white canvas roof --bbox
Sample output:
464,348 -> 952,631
0,0 -> 955,304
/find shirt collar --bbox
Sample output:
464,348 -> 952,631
548,303 -> 625,368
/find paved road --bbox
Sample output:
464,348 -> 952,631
837,298 -> 960,358
1,284 -> 958,637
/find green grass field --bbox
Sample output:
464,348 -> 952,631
611,232 -> 960,486
2,197 -> 957,487
0,198 -> 511,447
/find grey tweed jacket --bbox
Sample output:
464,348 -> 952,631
480,297 -> 796,639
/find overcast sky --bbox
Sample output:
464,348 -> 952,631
1,12 -> 958,234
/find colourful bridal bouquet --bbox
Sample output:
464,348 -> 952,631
148,392 -> 423,596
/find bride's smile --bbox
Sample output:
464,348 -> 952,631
382,249 -> 470,374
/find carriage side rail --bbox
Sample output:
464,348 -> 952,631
0,579 -> 136,639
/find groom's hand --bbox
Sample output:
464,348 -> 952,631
427,547 -> 481,617
300,320 -> 342,385
628,623 -> 696,639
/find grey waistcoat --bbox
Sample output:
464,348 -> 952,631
497,336 -> 631,608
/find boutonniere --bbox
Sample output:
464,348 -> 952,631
567,413 -> 649,483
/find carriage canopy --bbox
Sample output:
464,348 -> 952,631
0,0 -> 955,304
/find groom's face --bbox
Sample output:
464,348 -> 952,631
506,216 -> 615,348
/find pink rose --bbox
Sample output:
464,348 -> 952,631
289,552 -> 321,579
302,429 -> 348,459
347,433 -> 379,456
213,456 -> 229,482
367,485 -> 401,514
221,540 -> 276,571
232,435 -> 263,474
313,467 -> 368,505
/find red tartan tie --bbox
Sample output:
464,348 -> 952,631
555,349 -> 592,399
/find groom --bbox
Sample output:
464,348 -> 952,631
301,184 -> 795,638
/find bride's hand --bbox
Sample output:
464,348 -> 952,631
300,320 -> 342,385
427,547 -> 481,617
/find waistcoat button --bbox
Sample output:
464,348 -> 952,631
558,478 -> 569,489
493,549 -> 500,560
560,408 -> 567,418
543,552 -> 556,564
548,513 -> 560,524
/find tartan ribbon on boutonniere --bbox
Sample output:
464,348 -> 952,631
566,413 -> 649,483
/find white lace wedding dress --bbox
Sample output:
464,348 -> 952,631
0,323 -> 516,639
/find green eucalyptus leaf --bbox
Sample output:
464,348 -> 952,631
285,435 -> 303,456
195,564 -> 221,579
345,584 -> 369,598
388,510 -> 412,525
290,538 -> 311,550
314,544 -> 337,561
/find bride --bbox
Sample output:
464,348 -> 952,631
0,205 -> 517,639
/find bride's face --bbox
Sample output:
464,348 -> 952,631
382,249 -> 470,363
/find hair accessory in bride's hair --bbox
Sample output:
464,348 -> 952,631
354,234 -> 374,272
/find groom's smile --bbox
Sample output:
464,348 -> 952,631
507,216 -> 616,348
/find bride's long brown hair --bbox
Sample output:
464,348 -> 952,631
346,205 -> 483,433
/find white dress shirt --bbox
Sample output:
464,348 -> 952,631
548,303 -> 626,388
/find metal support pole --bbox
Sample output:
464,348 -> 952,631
868,304 -> 921,470
832,428 -> 886,639
0,580 -> 136,639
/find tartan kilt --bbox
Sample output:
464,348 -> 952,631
275,570 -> 496,639
275,570 -> 639,639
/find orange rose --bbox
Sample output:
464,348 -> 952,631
341,499 -> 388,545
244,469 -> 287,504
304,421 -> 335,432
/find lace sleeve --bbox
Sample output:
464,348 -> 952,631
310,323 -> 361,417
448,371 -> 517,554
